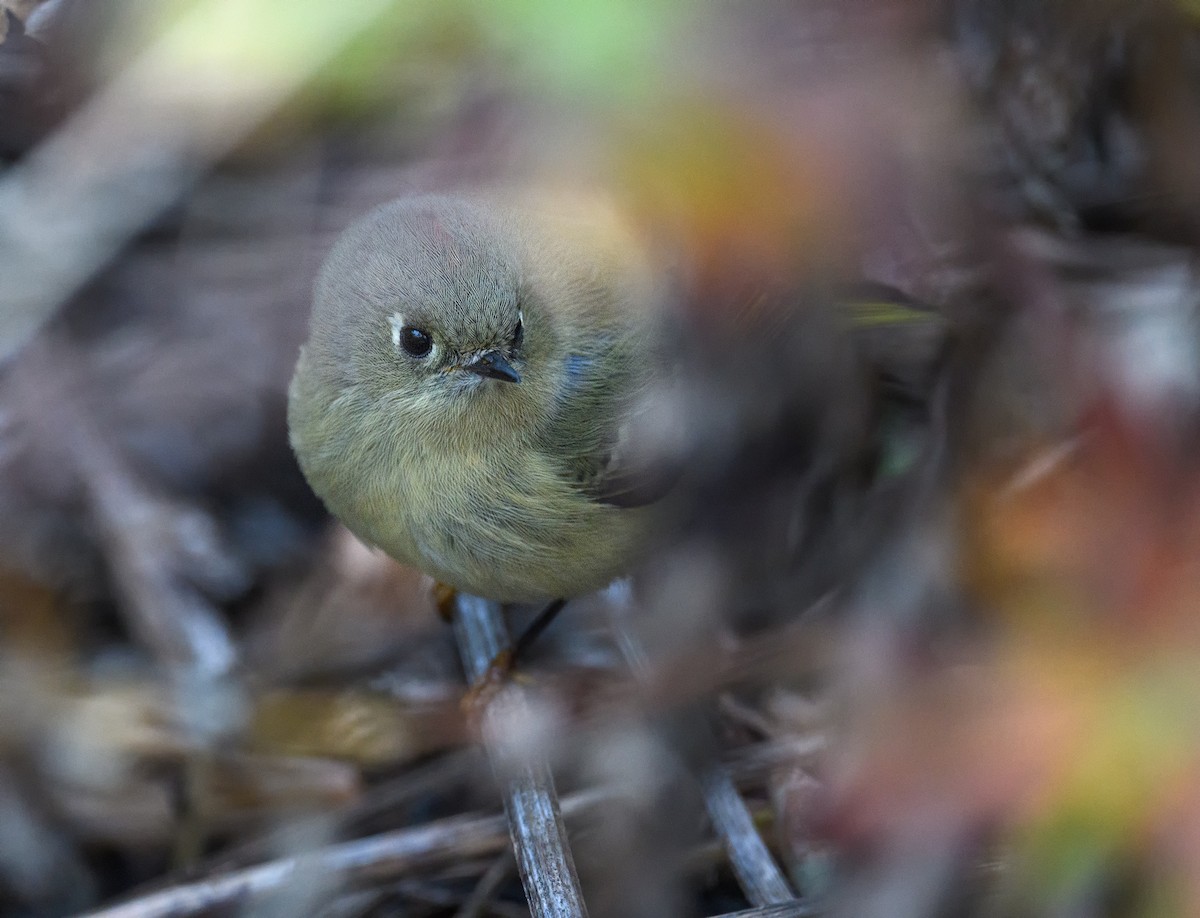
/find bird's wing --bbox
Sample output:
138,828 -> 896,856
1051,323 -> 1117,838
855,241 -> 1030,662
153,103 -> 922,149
582,437 -> 681,508
538,338 -> 679,509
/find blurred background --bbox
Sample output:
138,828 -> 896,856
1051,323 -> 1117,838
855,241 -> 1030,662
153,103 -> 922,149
3,0 -> 1200,915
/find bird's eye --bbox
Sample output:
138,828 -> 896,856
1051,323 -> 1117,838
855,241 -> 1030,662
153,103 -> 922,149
513,315 -> 524,350
399,326 -> 433,358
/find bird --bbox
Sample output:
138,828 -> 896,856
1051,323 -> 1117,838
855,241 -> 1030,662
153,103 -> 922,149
287,191 -> 670,605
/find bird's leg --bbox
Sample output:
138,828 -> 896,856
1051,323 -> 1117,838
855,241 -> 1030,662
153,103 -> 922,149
510,598 -> 567,664
460,598 -> 568,714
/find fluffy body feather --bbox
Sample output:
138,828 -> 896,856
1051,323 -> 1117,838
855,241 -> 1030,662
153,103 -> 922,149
288,193 -> 664,601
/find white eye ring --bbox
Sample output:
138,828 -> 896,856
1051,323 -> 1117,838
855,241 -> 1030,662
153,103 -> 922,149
389,313 -> 438,359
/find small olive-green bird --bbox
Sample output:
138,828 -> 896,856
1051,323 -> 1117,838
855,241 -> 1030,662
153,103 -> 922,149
288,192 -> 668,602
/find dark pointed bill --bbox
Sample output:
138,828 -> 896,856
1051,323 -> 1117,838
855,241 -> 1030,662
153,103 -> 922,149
462,350 -> 521,384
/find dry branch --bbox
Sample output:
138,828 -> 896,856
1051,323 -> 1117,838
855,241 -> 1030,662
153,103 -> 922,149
704,769 -> 795,907
80,789 -> 607,918
452,593 -> 590,917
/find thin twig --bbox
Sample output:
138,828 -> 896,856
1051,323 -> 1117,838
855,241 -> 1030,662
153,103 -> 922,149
712,901 -> 818,918
703,770 -> 795,907
725,736 -> 827,788
609,599 -> 801,912
394,876 -> 525,916
455,851 -> 516,918
80,790 -> 606,918
452,593 -> 590,917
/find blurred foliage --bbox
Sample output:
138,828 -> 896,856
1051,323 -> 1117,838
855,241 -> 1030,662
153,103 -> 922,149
101,0 -> 681,126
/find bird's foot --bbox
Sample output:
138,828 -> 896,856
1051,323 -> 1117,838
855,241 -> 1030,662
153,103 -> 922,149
460,647 -> 518,722
456,599 -> 567,725
433,582 -> 458,622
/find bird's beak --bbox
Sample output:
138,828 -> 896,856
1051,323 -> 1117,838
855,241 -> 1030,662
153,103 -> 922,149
462,350 -> 521,384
